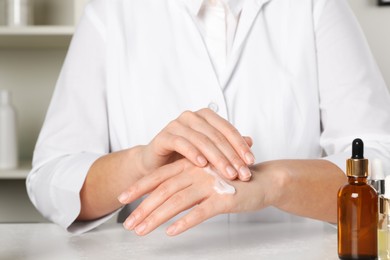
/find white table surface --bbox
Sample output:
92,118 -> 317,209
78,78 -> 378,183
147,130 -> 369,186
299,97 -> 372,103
0,220 -> 338,260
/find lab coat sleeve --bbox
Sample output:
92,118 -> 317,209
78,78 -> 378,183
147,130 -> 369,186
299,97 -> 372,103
315,0 -> 390,173
26,0 -> 116,234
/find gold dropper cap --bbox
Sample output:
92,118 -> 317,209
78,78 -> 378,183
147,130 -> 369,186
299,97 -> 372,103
346,138 -> 369,177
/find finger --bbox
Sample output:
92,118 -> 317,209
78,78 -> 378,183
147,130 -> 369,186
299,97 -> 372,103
123,170 -> 196,231
152,129 -> 208,167
161,131 -> 254,181
166,195 -> 229,236
179,110 -> 253,181
197,108 -> 255,165
165,120 -> 240,180
243,136 -> 253,148
132,185 -> 206,236
117,160 -> 186,204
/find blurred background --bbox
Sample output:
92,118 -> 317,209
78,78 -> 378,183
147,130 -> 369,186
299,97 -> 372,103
0,0 -> 389,223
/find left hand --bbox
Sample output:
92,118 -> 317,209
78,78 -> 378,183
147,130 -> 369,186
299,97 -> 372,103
138,109 -> 255,181
118,159 -> 281,236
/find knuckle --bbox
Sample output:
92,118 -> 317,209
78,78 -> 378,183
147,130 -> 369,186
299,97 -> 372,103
196,134 -> 212,147
157,184 -> 171,198
131,183 -> 140,195
230,156 -> 245,168
197,108 -> 212,116
238,142 -> 250,151
150,172 -> 163,184
172,135 -> 185,148
212,131 -> 227,145
193,206 -> 207,220
171,136 -> 198,159
182,159 -> 195,171
174,158 -> 189,171
179,110 -> 194,120
134,207 -> 145,219
216,155 -> 229,169
171,193 -> 185,207
179,110 -> 204,126
184,145 -> 199,160
166,120 -> 180,132
176,219 -> 187,229
145,214 -> 157,226
227,126 -> 240,137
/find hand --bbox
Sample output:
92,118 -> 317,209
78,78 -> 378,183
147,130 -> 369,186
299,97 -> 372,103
118,159 -> 284,236
138,108 -> 255,181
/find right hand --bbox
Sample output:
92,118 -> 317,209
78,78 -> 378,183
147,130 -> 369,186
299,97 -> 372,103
119,158 -> 279,236
137,108 -> 255,181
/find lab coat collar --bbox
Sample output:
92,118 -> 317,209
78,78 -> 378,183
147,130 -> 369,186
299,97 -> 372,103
227,0 -> 246,17
182,0 -> 274,89
183,0 -> 249,17
184,0 -> 203,16
221,0 -> 273,87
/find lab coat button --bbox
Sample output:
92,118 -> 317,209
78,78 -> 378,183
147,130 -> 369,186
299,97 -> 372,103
208,102 -> 219,112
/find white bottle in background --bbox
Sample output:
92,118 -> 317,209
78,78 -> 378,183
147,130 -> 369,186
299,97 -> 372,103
6,0 -> 33,27
0,89 -> 18,170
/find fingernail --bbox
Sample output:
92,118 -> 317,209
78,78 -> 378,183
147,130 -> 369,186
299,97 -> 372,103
226,165 -> 237,178
197,155 -> 207,166
133,210 -> 141,220
239,166 -> 252,181
135,223 -> 147,235
124,216 -> 135,230
118,192 -> 130,203
166,224 -> 177,236
244,152 -> 255,165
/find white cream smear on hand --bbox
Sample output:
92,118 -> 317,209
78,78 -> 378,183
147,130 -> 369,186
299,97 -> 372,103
203,166 -> 236,195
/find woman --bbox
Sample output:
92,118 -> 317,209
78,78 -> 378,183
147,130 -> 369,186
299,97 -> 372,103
27,0 -> 390,235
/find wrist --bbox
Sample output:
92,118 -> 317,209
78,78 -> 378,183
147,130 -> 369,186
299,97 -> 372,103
128,145 -> 150,177
251,160 -> 291,208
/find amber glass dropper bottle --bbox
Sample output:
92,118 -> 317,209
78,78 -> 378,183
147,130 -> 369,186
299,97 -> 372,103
337,138 -> 378,260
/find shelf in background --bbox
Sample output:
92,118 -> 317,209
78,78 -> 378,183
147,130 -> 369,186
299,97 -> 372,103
0,26 -> 74,48
0,162 -> 31,180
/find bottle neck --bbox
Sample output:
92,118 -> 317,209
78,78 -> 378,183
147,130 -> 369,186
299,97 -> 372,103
0,90 -> 10,105
348,176 -> 368,185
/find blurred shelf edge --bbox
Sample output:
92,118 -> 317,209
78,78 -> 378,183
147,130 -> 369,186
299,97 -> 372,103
0,26 -> 74,35
0,162 -> 31,180
0,26 -> 75,48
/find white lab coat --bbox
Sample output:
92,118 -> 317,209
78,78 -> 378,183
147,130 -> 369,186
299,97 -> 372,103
27,0 -> 390,234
